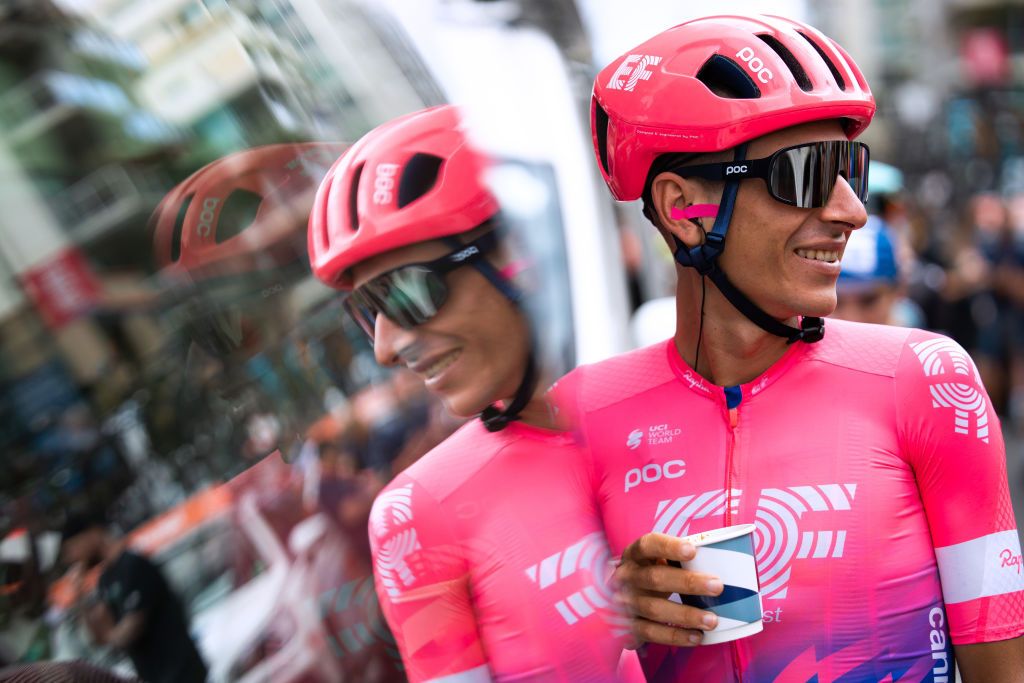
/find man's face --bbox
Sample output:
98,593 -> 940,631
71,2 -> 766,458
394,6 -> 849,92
716,120 -> 869,319
350,239 -> 530,418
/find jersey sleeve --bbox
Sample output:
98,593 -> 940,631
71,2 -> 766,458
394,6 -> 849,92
896,330 -> 1024,644
368,474 -> 490,682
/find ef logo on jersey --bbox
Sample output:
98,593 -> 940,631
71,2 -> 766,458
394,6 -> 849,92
606,54 -> 662,92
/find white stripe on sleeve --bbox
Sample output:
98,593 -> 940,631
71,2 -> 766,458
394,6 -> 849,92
426,664 -> 493,683
934,529 -> 1024,605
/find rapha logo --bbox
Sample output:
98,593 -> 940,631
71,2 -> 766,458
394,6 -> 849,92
626,429 -> 643,450
683,371 -> 711,394
606,54 -> 662,92
1001,548 -> 1022,574
750,376 -> 770,396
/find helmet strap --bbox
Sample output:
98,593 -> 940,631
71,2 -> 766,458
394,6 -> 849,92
669,143 -> 825,345
480,351 -> 538,432
441,234 -> 536,431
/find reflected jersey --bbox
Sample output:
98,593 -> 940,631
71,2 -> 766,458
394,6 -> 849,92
368,419 -> 626,682
555,320 -> 1024,682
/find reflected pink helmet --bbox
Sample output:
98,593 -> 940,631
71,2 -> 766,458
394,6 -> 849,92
151,143 -> 346,279
591,14 -> 876,200
308,105 -> 498,290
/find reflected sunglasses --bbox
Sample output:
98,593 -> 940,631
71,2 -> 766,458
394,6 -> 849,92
343,231 -> 499,340
670,140 -> 870,208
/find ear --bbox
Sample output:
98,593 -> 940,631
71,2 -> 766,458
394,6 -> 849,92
650,172 -> 715,249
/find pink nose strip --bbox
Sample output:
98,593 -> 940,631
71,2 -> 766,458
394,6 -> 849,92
671,204 -> 720,220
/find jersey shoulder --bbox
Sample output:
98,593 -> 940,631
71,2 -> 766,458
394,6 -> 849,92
804,318 -> 919,378
568,340 -> 676,413
392,418 -> 522,503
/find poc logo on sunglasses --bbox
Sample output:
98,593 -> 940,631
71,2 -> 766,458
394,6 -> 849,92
451,246 -> 479,262
725,164 -> 749,175
736,46 -> 774,84
373,163 -> 399,205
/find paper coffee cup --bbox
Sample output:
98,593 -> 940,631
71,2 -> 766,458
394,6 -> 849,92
674,523 -> 763,645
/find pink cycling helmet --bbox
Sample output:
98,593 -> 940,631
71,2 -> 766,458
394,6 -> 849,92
152,143 -> 346,279
308,105 -> 499,290
591,14 -> 876,201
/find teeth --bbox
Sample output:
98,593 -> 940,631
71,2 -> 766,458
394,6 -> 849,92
425,351 -> 460,378
796,248 -> 839,263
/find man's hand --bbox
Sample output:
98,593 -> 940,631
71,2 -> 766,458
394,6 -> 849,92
613,532 -> 724,648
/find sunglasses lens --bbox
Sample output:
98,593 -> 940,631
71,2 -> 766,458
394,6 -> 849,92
770,142 -> 869,208
345,266 -> 449,340
343,294 -> 379,339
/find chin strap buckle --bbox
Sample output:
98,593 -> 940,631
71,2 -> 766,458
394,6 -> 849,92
480,404 -> 520,432
790,316 -> 825,344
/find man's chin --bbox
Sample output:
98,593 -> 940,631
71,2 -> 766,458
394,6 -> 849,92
795,291 -> 838,319
439,392 -> 489,420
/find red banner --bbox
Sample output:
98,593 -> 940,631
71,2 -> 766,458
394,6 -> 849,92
20,247 -> 102,329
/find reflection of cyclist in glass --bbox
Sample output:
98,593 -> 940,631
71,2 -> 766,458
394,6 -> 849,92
60,513 -> 207,683
149,143 -> 346,464
308,105 -> 627,681
555,14 -> 1024,681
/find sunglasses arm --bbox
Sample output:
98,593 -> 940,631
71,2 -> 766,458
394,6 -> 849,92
671,156 -> 773,184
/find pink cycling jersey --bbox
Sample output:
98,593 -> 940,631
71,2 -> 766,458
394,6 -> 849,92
368,418 -> 627,682
554,318 -> 1024,682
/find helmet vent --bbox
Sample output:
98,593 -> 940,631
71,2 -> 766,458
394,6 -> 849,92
594,100 -> 610,174
348,162 -> 364,232
171,194 -> 192,262
797,31 -> 846,91
696,55 -> 760,99
397,153 -> 444,209
757,34 -> 812,92
215,189 -> 262,244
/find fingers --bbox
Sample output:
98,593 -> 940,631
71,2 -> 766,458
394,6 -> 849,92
624,592 -> 719,631
632,617 -> 707,648
623,533 -> 696,565
616,562 -> 723,598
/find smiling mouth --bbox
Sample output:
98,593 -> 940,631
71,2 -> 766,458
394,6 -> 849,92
795,248 -> 840,264
423,350 -> 461,380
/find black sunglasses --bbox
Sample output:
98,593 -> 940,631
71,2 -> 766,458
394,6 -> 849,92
343,232 -> 499,340
671,140 -> 870,209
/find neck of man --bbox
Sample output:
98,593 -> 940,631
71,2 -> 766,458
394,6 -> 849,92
673,266 -> 795,387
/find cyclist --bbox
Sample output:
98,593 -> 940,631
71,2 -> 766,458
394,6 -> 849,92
553,14 -> 1024,681
307,105 -> 627,681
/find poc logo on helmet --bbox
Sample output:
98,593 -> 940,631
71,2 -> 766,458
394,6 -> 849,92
197,197 -> 220,237
624,460 -> 686,493
725,164 -> 749,176
736,46 -> 774,84
606,54 -> 662,92
373,163 -> 399,205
